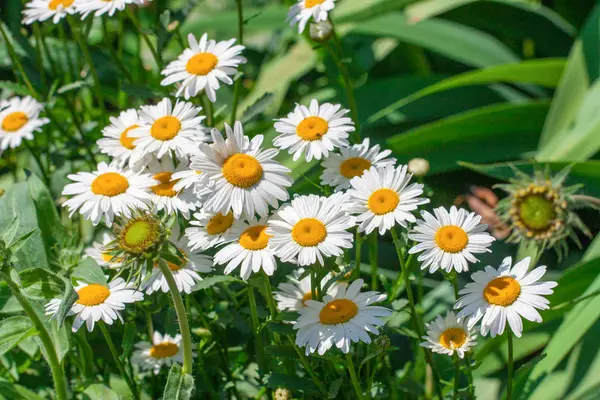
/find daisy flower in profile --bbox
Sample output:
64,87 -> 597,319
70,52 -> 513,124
131,332 -> 186,374
274,99 -> 354,162
129,98 -> 207,160
268,192 -> 355,266
214,218 -> 276,281
347,165 -> 429,235
186,209 -> 237,252
45,278 -> 143,332
146,157 -> 200,219
62,162 -> 156,227
321,138 -> 395,191
22,0 -> 77,24
287,0 -> 336,34
84,232 -> 122,269
161,33 -> 246,102
141,233 -> 212,295
0,96 -> 49,153
420,311 -> 476,359
97,108 -> 149,169
408,206 -> 495,274
77,0 -> 144,18
193,122 -> 293,219
294,279 -> 392,355
455,256 -> 557,338
274,268 -> 340,312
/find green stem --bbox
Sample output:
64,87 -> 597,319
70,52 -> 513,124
346,353 -> 366,400
98,321 -> 139,399
126,8 -> 162,69
58,23 -> 76,82
23,140 -> 50,185
507,330 -> 514,400
289,337 -> 328,394
354,229 -> 362,279
450,276 -> 475,399
145,311 -> 154,339
369,232 -> 378,290
0,23 -> 38,97
102,16 -> 133,82
453,354 -> 461,400
247,286 -> 267,373
230,0 -> 244,125
203,94 -> 214,126
3,273 -> 68,400
157,259 -> 194,374
31,24 -> 47,88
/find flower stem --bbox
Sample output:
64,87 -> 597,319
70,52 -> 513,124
289,337 -> 328,394
507,329 -> 514,400
346,353 -> 366,400
203,94 -> 214,126
230,0 -> 244,125
126,8 -> 162,69
369,232 -> 378,290
354,229 -> 362,279
453,354 -> 461,400
0,23 -> 38,97
157,259 -> 194,374
98,321 -> 139,399
23,140 -> 50,186
247,286 -> 267,373
450,276 -> 475,399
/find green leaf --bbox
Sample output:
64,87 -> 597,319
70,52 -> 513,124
0,81 -> 29,96
54,282 -> 78,327
162,364 -> 195,400
328,378 -> 343,399
121,322 -> 136,360
191,275 -> 244,292
81,383 -> 120,400
241,93 -> 274,124
71,257 -> 108,285
0,380 -> 44,400
0,316 -> 35,357
264,345 -> 297,359
266,321 -> 295,336
265,373 -> 318,393
405,0 -> 479,23
18,268 -> 65,300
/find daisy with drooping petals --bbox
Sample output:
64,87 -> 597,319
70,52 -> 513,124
192,122 -> 293,220
274,268 -> 341,312
146,157 -> 200,219
84,232 -> 122,269
62,162 -> 156,227
45,278 -> 143,332
455,256 -> 557,338
274,99 -> 354,162
186,209 -> 237,252
132,332 -> 187,374
77,0 -> 145,18
97,108 -> 149,169
294,279 -> 392,355
320,138 -> 395,191
161,33 -> 246,102
287,0 -> 336,34
268,192 -> 355,266
214,218 -> 276,281
408,206 -> 495,274
22,0 -> 78,24
129,98 -> 207,160
347,165 -> 429,235
420,311 -> 476,359
0,96 -> 49,153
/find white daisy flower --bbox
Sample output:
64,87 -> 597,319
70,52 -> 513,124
186,208 -> 237,252
129,98 -> 208,160
145,157 -> 200,219
77,0 -> 145,18
455,256 -> 557,338
294,279 -> 392,355
192,122 -> 293,220
347,165 -> 429,235
141,233 -> 212,295
84,232 -> 122,269
131,332 -> 185,374
268,192 -> 356,267
408,206 -> 496,274
45,278 -> 143,332
0,96 -> 49,152
320,138 -> 395,192
160,33 -> 246,102
287,0 -> 336,34
22,0 -> 77,24
214,218 -> 276,281
274,99 -> 354,162
97,108 -> 149,169
420,311 -> 476,359
172,167 -> 213,201
61,161 -> 156,227
274,267 -> 340,312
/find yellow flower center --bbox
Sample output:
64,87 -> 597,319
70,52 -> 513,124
296,116 -> 329,141
151,172 -> 179,197
76,284 -> 110,306
292,218 -> 327,247
119,124 -> 139,150
151,116 -> 181,141
434,226 -> 468,253
206,212 -> 234,235
123,220 -> 158,249
91,172 -> 129,197
319,299 -> 358,325
49,0 -> 74,9
186,52 -> 219,75
518,194 -> 556,231
2,111 -> 28,132
339,157 -> 371,179
483,276 -> 521,307
149,342 -> 179,358
302,291 -> 314,306
305,0 -> 326,7
439,327 -> 468,349
239,225 -> 271,251
367,188 -> 399,215
222,154 -> 263,188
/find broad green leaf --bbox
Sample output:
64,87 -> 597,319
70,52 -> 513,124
18,268 -> 65,300
191,275 -> 244,292
54,281 -> 78,327
387,102 -> 550,173
121,322 -> 136,360
0,81 -> 29,96
163,364 -> 194,400
82,383 -> 120,400
0,284 -> 20,314
405,0 -> 479,23
584,234 -> 600,262
0,316 -> 35,357
0,379 -> 44,400
72,257 -> 108,285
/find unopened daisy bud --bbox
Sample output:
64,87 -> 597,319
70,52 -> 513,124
309,19 -> 333,42
274,388 -> 292,400
408,157 -> 430,177
117,215 -> 162,256
376,335 -> 391,351
192,327 -> 212,338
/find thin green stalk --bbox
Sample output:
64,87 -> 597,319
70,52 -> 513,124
230,0 -> 244,125
57,23 -> 76,82
369,232 -> 378,290
507,330 -> 514,400
0,23 -> 38,97
450,276 -> 475,399
354,229 -> 362,279
31,24 -> 47,87
145,311 -> 154,339
453,354 -> 461,400
311,267 -> 318,301
203,94 -> 214,126
40,33 -> 59,79
247,286 -> 267,373
2,273 -> 68,400
288,337 -> 328,394
126,8 -> 162,69
98,321 -> 139,399
157,259 -> 194,374
346,353 -> 366,400
102,16 -> 133,82
23,140 -> 50,185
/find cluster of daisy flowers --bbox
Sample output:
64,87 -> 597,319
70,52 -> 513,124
22,0 -> 147,24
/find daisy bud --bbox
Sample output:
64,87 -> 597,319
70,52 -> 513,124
309,20 -> 334,42
376,335 -> 391,351
192,327 -> 212,338
408,157 -> 430,177
274,388 -> 292,400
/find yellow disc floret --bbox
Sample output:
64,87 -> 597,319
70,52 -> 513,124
319,299 -> 358,325
435,226 -> 469,253
239,225 -> 271,250
2,111 -> 28,132
292,218 -> 327,247
222,154 -> 263,188
296,116 -> 328,141
186,52 -> 219,75
151,116 -> 181,141
483,276 -> 521,307
91,172 -> 129,197
76,284 -> 110,306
